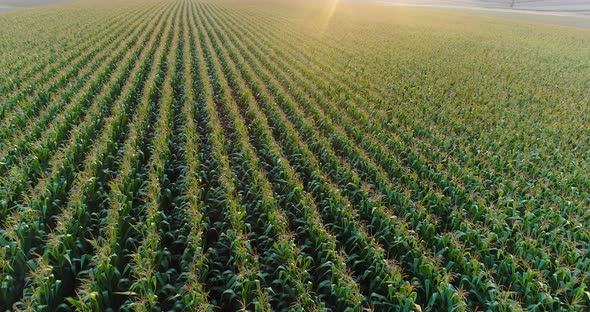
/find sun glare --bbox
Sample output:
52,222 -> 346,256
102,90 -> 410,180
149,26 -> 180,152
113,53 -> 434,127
320,0 -> 340,33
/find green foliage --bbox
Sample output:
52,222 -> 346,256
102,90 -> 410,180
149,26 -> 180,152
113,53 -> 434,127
0,0 -> 588,311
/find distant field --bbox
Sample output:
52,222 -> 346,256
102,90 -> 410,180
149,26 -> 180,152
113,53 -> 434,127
0,0 -> 81,12
0,0 -> 79,7
377,0 -> 590,11
462,8 -> 590,28
0,0 -> 589,311
375,0 -> 590,28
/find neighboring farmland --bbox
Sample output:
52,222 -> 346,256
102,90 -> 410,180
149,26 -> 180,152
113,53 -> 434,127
1,0 -> 589,311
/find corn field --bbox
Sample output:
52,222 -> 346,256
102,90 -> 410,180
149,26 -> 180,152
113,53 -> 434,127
0,0 -> 589,311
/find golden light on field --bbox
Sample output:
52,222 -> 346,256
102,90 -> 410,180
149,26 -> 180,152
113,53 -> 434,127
319,0 -> 340,33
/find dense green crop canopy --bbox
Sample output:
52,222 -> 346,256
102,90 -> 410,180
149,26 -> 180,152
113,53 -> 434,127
0,0 -> 589,311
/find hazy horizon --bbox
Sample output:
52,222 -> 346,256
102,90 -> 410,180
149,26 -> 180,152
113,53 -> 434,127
367,0 -> 590,12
